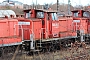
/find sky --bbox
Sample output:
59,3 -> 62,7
0,0 -> 90,6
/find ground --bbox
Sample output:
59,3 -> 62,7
0,43 -> 90,60
15,45 -> 90,60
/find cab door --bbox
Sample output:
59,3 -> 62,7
73,20 -> 80,32
51,13 -> 59,37
46,13 -> 52,38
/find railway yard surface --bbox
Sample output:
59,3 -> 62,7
18,49 -> 90,60
14,47 -> 90,60
0,42 -> 90,60
15,43 -> 90,60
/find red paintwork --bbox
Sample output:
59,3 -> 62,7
80,19 -> 88,34
0,19 -> 19,37
59,18 -> 68,32
58,16 -> 76,38
0,18 -> 21,47
0,37 -> 21,46
72,10 -> 90,35
18,18 -> 42,41
52,21 -> 59,37
67,17 -> 73,32
88,21 -> 90,34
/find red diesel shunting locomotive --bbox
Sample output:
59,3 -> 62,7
18,9 -> 77,52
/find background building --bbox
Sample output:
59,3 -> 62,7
0,0 -> 23,9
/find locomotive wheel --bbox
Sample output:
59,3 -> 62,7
51,41 -> 55,51
50,41 -> 54,52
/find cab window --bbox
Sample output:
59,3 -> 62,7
73,12 -> 78,17
36,12 -> 44,18
83,12 -> 90,17
26,11 -> 31,18
51,13 -> 57,20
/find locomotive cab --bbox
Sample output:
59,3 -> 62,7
35,9 -> 59,38
72,10 -> 90,42
72,10 -> 90,18
24,9 -> 59,39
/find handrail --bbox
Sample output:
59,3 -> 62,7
39,28 -> 48,47
14,24 -> 35,49
14,24 -> 34,41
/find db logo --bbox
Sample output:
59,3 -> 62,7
52,23 -> 59,27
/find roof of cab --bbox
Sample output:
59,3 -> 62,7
71,9 -> 90,12
24,9 -> 58,13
